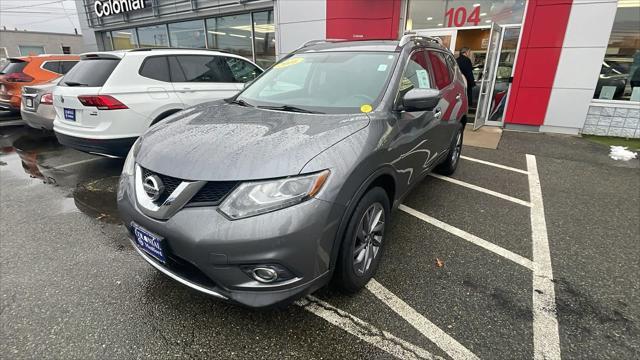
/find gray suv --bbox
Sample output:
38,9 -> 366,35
117,35 -> 468,308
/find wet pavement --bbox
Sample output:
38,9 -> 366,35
1,117 -> 639,359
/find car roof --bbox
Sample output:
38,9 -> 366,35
298,36 -> 450,54
79,48 -> 244,61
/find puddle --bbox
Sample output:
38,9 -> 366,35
73,176 -> 122,224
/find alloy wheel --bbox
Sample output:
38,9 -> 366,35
352,202 -> 385,276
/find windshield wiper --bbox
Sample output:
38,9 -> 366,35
226,98 -> 254,107
258,105 -> 322,114
64,81 -> 88,87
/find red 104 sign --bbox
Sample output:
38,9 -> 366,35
445,6 -> 481,27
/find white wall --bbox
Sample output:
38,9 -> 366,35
542,0 -> 618,134
275,0 -> 326,58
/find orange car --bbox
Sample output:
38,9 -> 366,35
0,55 -> 80,112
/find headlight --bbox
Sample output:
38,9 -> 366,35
121,138 -> 141,176
219,170 -> 330,220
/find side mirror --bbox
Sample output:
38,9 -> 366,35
402,88 -> 441,111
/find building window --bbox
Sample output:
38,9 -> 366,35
101,32 -> 114,51
61,46 -> 71,54
206,14 -> 253,60
18,45 -> 45,56
138,24 -> 169,48
406,0 -> 526,31
112,29 -> 138,50
594,1 -> 640,102
252,10 -> 276,68
169,20 -> 206,48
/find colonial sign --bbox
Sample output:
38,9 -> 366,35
94,0 -> 146,18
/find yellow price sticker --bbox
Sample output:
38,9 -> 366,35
274,57 -> 304,69
360,104 -> 373,113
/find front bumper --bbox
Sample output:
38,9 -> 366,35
117,172 -> 345,308
55,132 -> 137,157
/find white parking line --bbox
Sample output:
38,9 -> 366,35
460,155 -> 529,175
296,296 -> 442,360
399,204 -> 535,270
367,279 -> 480,360
53,157 -> 102,170
429,173 -> 532,207
526,154 -> 561,360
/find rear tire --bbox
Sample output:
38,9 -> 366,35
435,125 -> 463,176
334,187 -> 390,293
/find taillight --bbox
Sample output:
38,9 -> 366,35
4,73 -> 34,83
40,93 -> 53,105
77,95 -> 128,110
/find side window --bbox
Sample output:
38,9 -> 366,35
174,55 -> 235,83
399,51 -> 432,95
168,56 -> 186,82
224,57 -> 262,83
139,56 -> 170,82
428,51 -> 453,90
42,61 -> 61,74
60,61 -> 78,74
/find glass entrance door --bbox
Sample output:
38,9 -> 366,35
474,22 -> 502,129
486,26 -> 521,125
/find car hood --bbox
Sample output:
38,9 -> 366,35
135,101 -> 370,180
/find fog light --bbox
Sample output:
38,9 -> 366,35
252,267 -> 278,283
241,264 -> 295,284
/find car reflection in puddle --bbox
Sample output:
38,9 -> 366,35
1,127 -> 124,223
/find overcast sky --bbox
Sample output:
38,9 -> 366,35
0,0 -> 81,34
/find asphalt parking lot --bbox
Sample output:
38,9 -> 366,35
1,111 -> 639,359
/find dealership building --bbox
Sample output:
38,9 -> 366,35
74,0 -> 639,137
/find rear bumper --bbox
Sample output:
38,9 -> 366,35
0,97 -> 19,111
55,132 -> 137,157
21,106 -> 55,130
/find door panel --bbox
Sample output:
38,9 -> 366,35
390,51 -> 441,186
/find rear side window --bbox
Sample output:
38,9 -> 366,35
60,58 -> 119,87
428,51 -> 452,90
42,61 -> 61,73
60,61 -> 78,74
174,55 -> 235,83
1,60 -> 28,75
224,57 -> 262,83
139,56 -> 170,82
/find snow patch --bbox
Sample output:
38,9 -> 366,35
609,146 -> 638,161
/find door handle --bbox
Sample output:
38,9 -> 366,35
434,108 -> 442,119
455,93 -> 462,101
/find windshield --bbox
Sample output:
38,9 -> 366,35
238,51 -> 399,114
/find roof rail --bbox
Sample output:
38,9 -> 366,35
399,32 -> 443,47
300,38 -> 349,48
128,47 -> 231,54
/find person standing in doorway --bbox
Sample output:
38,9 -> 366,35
456,47 -> 476,110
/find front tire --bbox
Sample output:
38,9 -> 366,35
334,187 -> 390,293
435,125 -> 463,176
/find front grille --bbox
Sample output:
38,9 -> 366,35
141,167 -> 182,204
190,181 -> 237,205
141,167 -> 237,206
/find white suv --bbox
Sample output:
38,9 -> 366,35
52,49 -> 263,157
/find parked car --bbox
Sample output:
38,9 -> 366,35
117,36 -> 468,308
52,48 -> 263,157
21,77 -> 61,130
0,55 -> 79,112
